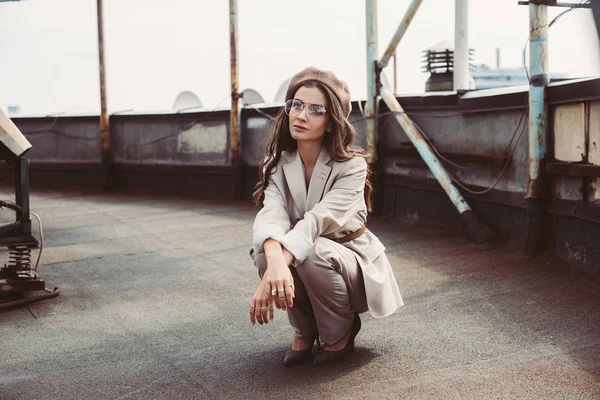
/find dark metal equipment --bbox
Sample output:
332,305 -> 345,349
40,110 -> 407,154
0,158 -> 45,293
0,113 -> 58,308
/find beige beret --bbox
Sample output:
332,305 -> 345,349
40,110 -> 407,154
285,66 -> 352,118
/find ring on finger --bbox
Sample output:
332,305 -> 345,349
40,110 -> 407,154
260,307 -> 269,313
271,288 -> 277,296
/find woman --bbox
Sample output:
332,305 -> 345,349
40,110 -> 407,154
249,67 -> 403,366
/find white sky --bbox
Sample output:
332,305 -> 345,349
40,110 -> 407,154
0,0 -> 599,115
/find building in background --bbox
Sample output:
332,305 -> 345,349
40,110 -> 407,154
472,48 -> 528,90
423,44 -> 569,92
6,105 -> 20,116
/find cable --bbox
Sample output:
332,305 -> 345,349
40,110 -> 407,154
357,99 -> 365,118
244,104 -> 277,121
21,112 -> 95,140
523,37 -> 531,83
22,108 -> 101,140
500,101 -> 528,155
447,119 -> 527,195
414,121 -> 475,170
23,96 -> 235,146
124,120 -> 199,148
30,212 -> 43,273
382,96 -> 529,193
393,1 -> 586,194
24,129 -> 98,141
124,95 -> 232,148
0,203 -> 44,274
434,103 -> 528,195
548,1 -> 588,28
353,110 -> 468,124
0,199 -> 21,212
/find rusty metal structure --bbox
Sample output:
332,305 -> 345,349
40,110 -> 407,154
525,1 -> 550,252
0,110 -> 58,308
1,0 -> 598,291
80,0 -> 597,250
365,0 -> 379,164
229,0 -> 241,168
367,0 -> 597,248
378,0 -> 424,71
517,0 -> 594,250
96,0 -> 110,178
368,0 -> 496,244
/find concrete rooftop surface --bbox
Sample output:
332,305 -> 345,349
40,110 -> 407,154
1,188 -> 599,400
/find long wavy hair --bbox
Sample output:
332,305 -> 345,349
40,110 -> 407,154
253,80 -> 373,212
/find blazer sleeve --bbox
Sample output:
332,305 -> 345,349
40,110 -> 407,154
280,157 -> 366,264
252,178 -> 291,255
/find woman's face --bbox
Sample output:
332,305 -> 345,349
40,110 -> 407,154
288,86 -> 330,144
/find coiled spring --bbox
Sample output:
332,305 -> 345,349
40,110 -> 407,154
7,245 -> 33,277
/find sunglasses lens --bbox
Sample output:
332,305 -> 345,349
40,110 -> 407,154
285,100 -> 304,116
307,105 -> 326,119
284,100 -> 326,120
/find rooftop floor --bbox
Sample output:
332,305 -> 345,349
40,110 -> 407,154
1,189 -> 599,399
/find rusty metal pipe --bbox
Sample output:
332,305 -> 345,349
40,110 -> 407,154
0,291 -> 59,311
378,0 -> 423,70
393,50 -> 397,93
380,87 -> 496,244
381,88 -> 469,213
365,0 -> 378,163
229,0 -> 241,167
96,0 -> 110,167
525,1 -> 549,252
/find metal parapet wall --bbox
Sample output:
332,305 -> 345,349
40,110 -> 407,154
379,78 -> 600,268
1,78 -> 599,267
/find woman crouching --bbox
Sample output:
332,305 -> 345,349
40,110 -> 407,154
249,67 -> 403,366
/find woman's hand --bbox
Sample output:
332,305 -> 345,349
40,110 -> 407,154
249,239 -> 295,325
249,277 -> 275,325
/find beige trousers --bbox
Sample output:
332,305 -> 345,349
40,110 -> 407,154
254,237 -> 368,345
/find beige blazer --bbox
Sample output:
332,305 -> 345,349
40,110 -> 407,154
252,148 -> 403,318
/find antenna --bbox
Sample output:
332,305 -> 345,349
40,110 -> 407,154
172,91 -> 203,111
241,89 -> 265,105
274,78 -> 292,103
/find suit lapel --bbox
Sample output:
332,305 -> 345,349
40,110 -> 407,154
306,148 -> 332,212
283,151 -> 307,216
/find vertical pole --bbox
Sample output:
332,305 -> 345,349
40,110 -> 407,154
526,2 -> 549,253
96,0 -> 110,175
393,50 -> 397,94
496,47 -> 501,70
229,0 -> 241,168
365,0 -> 378,163
453,0 -> 471,91
15,158 -> 31,236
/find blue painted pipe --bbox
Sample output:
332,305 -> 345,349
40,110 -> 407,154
378,0 -> 424,70
380,88 -> 470,214
525,2 -> 549,252
380,88 -> 498,244
528,4 -> 548,193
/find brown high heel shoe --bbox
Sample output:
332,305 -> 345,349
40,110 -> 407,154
312,314 -> 361,366
283,335 -> 319,367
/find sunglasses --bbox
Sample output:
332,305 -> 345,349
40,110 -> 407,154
284,99 -> 327,121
